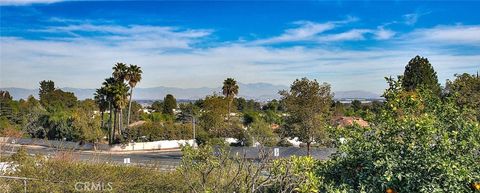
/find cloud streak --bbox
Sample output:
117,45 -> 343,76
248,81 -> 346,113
404,25 -> 480,46
251,17 -> 397,45
1,19 -> 480,94
33,24 -> 213,50
0,0 -> 66,6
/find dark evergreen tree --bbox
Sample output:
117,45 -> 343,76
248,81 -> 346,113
163,94 -> 177,115
402,56 -> 441,95
39,80 -> 55,107
446,73 -> 480,121
0,90 -> 14,121
351,100 -> 362,112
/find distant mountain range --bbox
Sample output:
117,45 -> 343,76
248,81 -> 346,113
1,83 -> 381,101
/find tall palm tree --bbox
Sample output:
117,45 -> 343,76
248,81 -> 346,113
112,62 -> 129,137
222,78 -> 239,121
125,64 -> 142,128
112,81 -> 129,136
102,77 -> 116,144
94,87 -> 108,128
112,62 -> 128,81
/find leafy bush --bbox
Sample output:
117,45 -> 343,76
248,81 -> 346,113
317,78 -> 480,193
127,121 -> 193,141
179,145 -> 322,193
2,151 -> 185,192
277,138 -> 293,147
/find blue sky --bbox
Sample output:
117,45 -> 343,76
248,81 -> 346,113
1,1 -> 479,94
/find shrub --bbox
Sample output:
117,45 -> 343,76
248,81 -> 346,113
316,78 -> 480,192
2,153 -> 185,192
179,145 -> 322,193
127,121 -> 193,141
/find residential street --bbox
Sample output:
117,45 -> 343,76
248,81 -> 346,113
1,144 -> 336,170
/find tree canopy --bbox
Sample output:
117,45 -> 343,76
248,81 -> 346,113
279,77 -> 333,155
163,94 -> 177,115
402,55 -> 441,95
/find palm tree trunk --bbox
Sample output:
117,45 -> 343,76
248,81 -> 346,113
127,87 -> 134,129
227,98 -> 232,121
100,110 -> 104,128
119,108 -> 123,135
113,109 -> 118,143
108,102 -> 113,144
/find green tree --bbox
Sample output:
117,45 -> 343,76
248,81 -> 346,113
125,64 -> 142,128
126,101 -> 142,124
101,77 -> 116,144
263,99 -> 280,112
178,102 -> 200,123
248,119 -> 277,146
222,78 -> 239,121
112,81 -> 129,139
332,101 -> 345,116
263,110 -> 282,124
21,96 -> 46,138
112,63 -> 129,137
351,99 -> 362,112
318,77 -> 480,192
242,111 -> 260,126
235,97 -> 247,112
39,80 -> 55,107
94,88 -> 108,128
151,100 -> 163,112
112,62 -> 128,81
38,80 -> 77,111
402,55 -> 441,95
279,77 -> 333,155
41,110 -> 76,141
446,72 -> 480,121
99,71 -> 129,144
0,90 -> 14,121
163,94 -> 177,116
71,107 -> 103,148
198,94 -> 241,139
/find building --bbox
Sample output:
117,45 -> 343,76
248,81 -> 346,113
333,116 -> 369,127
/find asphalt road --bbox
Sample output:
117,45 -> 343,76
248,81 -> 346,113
1,145 -> 336,170
1,145 -> 182,168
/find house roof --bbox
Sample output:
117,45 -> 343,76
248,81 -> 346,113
333,116 -> 369,127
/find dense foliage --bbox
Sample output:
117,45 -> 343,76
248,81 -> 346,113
402,55 -> 442,95
279,77 -> 333,155
1,148 -> 184,192
317,77 -> 480,192
1,56 -> 479,192
162,94 -> 177,115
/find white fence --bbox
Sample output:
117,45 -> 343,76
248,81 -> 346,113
0,137 -> 195,152
103,140 -> 196,151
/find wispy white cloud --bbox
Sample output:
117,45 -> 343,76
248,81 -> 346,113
39,24 -> 211,38
251,17 -> 396,45
374,27 -> 396,40
0,0 -> 65,6
1,19 -> 479,94
251,17 -> 363,45
318,29 -> 370,42
33,23 -> 213,50
251,21 -> 336,45
403,13 -> 420,25
402,11 -> 431,26
404,25 -> 480,46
